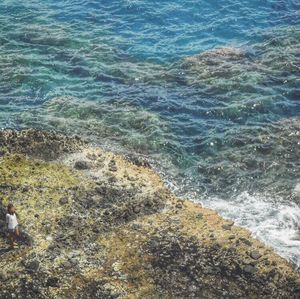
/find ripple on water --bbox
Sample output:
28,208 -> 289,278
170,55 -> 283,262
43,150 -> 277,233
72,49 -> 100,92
15,96 -> 173,154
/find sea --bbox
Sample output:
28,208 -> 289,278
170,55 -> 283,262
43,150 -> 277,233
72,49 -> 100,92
0,0 -> 299,269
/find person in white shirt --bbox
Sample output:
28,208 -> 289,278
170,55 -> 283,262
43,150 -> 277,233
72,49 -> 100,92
6,203 -> 20,248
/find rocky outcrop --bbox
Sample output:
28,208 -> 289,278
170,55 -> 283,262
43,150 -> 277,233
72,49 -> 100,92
0,129 -> 299,298
0,129 -> 85,160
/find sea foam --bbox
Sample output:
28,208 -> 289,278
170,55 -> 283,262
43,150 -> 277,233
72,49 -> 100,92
202,191 -> 300,270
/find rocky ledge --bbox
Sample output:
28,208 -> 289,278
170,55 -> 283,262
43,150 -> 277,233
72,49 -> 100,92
0,129 -> 299,299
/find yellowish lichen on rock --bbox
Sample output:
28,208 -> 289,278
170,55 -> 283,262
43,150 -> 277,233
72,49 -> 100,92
0,153 -> 93,275
0,130 -> 299,299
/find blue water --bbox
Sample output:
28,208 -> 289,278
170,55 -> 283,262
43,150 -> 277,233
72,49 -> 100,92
0,0 -> 300,268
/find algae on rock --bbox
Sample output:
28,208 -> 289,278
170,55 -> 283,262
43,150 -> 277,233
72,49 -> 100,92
0,129 -> 299,299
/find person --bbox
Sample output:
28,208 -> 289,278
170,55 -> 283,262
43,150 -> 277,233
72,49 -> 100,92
6,203 -> 20,248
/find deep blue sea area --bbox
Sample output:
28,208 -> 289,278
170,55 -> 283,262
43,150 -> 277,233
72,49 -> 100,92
0,0 -> 299,268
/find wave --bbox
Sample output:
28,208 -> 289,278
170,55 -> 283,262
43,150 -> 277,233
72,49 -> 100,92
201,191 -> 300,270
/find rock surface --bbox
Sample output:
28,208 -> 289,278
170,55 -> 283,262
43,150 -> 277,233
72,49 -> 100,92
0,129 -> 299,299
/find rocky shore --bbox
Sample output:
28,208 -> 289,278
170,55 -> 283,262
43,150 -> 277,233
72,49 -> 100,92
0,129 -> 299,298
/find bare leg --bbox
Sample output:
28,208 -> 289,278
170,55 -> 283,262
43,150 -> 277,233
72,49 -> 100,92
14,228 -> 19,246
8,233 -> 14,247
12,234 -> 17,246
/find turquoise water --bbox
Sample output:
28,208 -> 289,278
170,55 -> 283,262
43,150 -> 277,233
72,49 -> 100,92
0,0 -> 300,268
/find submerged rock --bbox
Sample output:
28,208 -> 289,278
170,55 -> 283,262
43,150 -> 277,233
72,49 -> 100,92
185,47 -> 245,63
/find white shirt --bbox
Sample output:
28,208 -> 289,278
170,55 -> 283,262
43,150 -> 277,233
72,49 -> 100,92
6,213 -> 18,229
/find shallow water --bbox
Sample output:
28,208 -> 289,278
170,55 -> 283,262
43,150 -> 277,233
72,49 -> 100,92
0,0 -> 300,268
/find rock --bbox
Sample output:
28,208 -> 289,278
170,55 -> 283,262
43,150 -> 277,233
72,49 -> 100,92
112,262 -> 122,272
222,224 -> 232,231
42,233 -> 51,241
176,203 -> 182,209
46,277 -> 60,287
59,197 -> 69,205
133,206 -> 141,213
148,240 -> 159,250
240,237 -> 252,246
25,260 -> 40,273
196,213 -> 203,220
0,271 -> 8,281
131,224 -> 142,230
264,259 -> 270,266
68,258 -> 78,266
125,155 -> 151,168
61,261 -> 73,269
109,166 -> 117,172
108,176 -> 117,183
92,227 -> 100,234
22,186 -> 29,192
244,265 -> 257,274
127,176 -> 137,181
74,160 -> 90,170
95,186 -> 107,195
250,250 -> 262,260
108,160 -> 117,172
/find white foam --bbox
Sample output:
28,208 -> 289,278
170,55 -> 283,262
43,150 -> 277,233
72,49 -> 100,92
294,183 -> 300,194
201,191 -> 300,270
